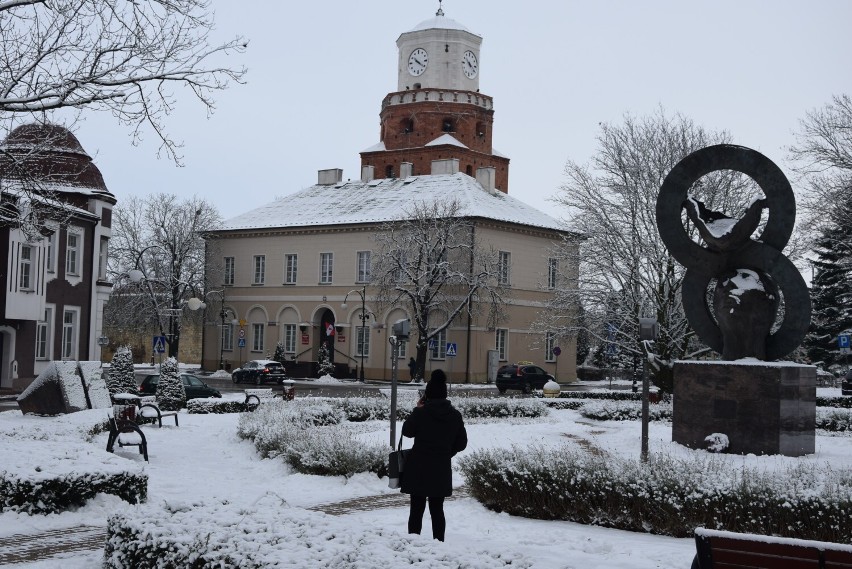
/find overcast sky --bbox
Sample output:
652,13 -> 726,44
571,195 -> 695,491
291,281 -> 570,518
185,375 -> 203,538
71,0 -> 852,221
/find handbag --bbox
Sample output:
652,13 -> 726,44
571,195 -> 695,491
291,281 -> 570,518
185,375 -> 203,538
387,434 -> 411,489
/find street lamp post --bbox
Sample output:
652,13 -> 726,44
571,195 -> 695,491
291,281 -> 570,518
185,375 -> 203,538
341,284 -> 369,382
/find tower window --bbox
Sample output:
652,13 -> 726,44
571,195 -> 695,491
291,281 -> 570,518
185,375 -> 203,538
400,118 -> 414,134
385,165 -> 395,178
465,165 -> 473,176
476,122 -> 486,137
442,118 -> 454,133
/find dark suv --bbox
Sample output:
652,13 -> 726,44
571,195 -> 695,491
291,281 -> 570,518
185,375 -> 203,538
231,359 -> 288,385
138,373 -> 221,399
842,369 -> 852,396
496,363 -> 554,394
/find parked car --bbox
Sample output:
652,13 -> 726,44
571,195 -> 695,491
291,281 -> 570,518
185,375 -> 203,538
231,359 -> 288,385
495,363 -> 555,394
842,369 -> 852,396
138,373 -> 222,399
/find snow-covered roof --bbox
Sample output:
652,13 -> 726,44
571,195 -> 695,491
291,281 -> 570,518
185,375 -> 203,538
215,173 -> 568,234
407,14 -> 477,35
361,141 -> 386,153
425,134 -> 467,148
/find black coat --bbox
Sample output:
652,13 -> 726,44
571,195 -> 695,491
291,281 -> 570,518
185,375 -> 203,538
400,398 -> 467,497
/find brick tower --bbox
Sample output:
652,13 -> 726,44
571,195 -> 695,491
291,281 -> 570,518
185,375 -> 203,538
360,6 -> 511,193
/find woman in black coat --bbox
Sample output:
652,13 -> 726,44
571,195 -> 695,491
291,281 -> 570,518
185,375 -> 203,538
400,369 -> 467,541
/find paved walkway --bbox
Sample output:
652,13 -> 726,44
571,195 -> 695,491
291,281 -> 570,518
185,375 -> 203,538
0,488 -> 470,565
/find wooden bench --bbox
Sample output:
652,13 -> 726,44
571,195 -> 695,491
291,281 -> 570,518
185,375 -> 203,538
106,415 -> 149,462
138,403 -> 179,427
693,528 -> 852,569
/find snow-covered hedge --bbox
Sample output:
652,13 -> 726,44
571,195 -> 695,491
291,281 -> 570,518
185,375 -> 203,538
1,440 -> 147,514
459,447 -> 852,542
818,396 -> 852,409
556,390 -> 644,401
817,408 -> 852,432
186,399 -> 251,414
334,396 -> 547,422
578,400 -> 672,421
103,500 -> 529,568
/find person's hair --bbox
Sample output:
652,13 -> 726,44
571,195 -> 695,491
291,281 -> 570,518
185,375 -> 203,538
425,369 -> 448,399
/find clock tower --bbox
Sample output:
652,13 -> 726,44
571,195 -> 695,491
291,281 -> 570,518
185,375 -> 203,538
360,6 -> 510,193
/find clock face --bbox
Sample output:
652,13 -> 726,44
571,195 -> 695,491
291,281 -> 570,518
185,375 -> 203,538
408,48 -> 428,76
463,50 -> 478,79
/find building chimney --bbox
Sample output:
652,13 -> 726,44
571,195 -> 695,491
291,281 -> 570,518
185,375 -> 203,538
400,162 -> 413,178
476,167 -> 497,192
431,158 -> 459,175
361,165 -> 375,182
318,168 -> 343,185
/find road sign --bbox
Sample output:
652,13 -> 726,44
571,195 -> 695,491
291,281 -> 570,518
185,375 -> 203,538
552,346 -> 561,357
428,339 -> 436,349
238,338 -> 246,348
839,334 -> 851,348
446,342 -> 457,357
238,328 -> 246,340
152,336 -> 166,354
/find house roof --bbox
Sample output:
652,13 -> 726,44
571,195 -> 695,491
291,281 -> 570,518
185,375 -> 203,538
213,173 -> 569,234
406,14 -> 477,36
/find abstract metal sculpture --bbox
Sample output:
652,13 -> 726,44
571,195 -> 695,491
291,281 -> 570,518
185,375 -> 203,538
657,144 -> 810,360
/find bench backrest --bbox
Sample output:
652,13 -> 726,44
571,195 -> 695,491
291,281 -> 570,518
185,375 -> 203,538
695,528 -> 852,569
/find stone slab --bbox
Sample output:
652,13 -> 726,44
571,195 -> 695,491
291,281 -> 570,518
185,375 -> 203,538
672,361 -> 815,456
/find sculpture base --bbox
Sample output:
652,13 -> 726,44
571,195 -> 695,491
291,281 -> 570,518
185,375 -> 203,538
672,361 -> 815,456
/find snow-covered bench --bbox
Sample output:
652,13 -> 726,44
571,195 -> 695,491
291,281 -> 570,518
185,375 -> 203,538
692,527 -> 852,569
138,398 -> 179,428
106,415 -> 148,462
244,388 -> 274,411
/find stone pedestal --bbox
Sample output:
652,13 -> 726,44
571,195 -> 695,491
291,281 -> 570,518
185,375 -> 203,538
672,361 -> 815,456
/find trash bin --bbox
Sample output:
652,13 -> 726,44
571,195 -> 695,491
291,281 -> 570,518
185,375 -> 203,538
112,393 -> 140,423
281,380 -> 296,401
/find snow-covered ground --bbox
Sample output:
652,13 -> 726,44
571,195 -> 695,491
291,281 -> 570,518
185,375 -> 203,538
1,388 -> 849,568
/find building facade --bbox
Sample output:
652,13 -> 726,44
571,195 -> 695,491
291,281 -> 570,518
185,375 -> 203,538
200,9 -> 579,382
0,124 -> 116,390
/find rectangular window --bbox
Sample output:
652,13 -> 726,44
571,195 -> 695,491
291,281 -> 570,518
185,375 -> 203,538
98,237 -> 109,280
252,323 -> 265,352
66,233 -> 80,275
496,328 -> 508,361
357,251 -> 371,283
222,322 -> 234,351
253,255 -> 266,285
46,231 -> 56,273
498,251 -> 511,286
36,307 -> 53,360
397,339 -> 407,359
356,325 -> 370,357
19,245 -> 32,289
430,329 -> 447,360
285,254 -> 298,284
395,252 -> 407,283
545,332 -> 556,362
320,252 -> 333,284
224,257 -> 235,286
548,258 -> 558,289
61,309 -> 78,360
284,324 -> 297,353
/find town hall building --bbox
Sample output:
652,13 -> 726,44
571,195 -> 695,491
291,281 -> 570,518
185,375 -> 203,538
201,9 -> 579,382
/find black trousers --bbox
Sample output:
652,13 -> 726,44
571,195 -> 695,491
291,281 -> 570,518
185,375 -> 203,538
408,495 -> 446,541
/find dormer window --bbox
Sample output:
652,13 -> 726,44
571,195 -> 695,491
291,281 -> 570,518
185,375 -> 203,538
442,118 -> 455,133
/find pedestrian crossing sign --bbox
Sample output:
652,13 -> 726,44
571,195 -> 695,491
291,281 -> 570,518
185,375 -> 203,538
152,336 -> 166,354
446,342 -> 457,357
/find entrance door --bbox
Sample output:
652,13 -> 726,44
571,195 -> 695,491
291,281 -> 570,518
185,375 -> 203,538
318,308 -> 335,363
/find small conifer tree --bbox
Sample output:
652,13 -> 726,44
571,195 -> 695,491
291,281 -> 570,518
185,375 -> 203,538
156,357 -> 186,411
272,342 -> 287,365
317,342 -> 335,377
108,346 -> 138,396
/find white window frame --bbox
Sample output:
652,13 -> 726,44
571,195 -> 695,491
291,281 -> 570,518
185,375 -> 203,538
46,230 -> 57,274
66,231 -> 81,276
320,252 -> 333,284
222,322 -> 234,352
19,244 -> 32,290
36,306 -> 54,360
98,237 -> 109,280
545,332 -> 556,363
496,328 -> 508,361
61,307 -> 80,360
253,255 -> 266,285
429,329 -> 447,360
252,323 -> 265,352
285,254 -> 298,284
548,258 -> 558,289
357,251 -> 371,283
224,257 -> 235,286
283,324 -> 297,353
498,251 -> 511,286
356,325 -> 370,357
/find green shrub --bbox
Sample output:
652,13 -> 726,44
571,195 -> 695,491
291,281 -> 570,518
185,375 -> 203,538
459,447 -> 852,542
187,399 -> 251,414
578,400 -> 672,421
818,396 -> 852,409
817,408 -> 852,431
155,357 -> 186,411
557,390 -> 643,401
107,346 -> 137,397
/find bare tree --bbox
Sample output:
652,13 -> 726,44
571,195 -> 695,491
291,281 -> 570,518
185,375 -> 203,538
0,0 -> 246,232
544,108 -> 763,392
106,193 -> 221,360
372,199 -> 507,380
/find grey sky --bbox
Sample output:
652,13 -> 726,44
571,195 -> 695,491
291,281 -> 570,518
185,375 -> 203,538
72,1 -> 852,219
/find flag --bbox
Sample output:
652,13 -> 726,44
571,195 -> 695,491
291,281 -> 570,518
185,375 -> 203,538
325,322 -> 335,336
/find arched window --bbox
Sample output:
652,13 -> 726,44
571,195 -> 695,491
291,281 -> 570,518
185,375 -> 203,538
400,118 -> 414,134
476,122 -> 486,137
442,118 -> 454,133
